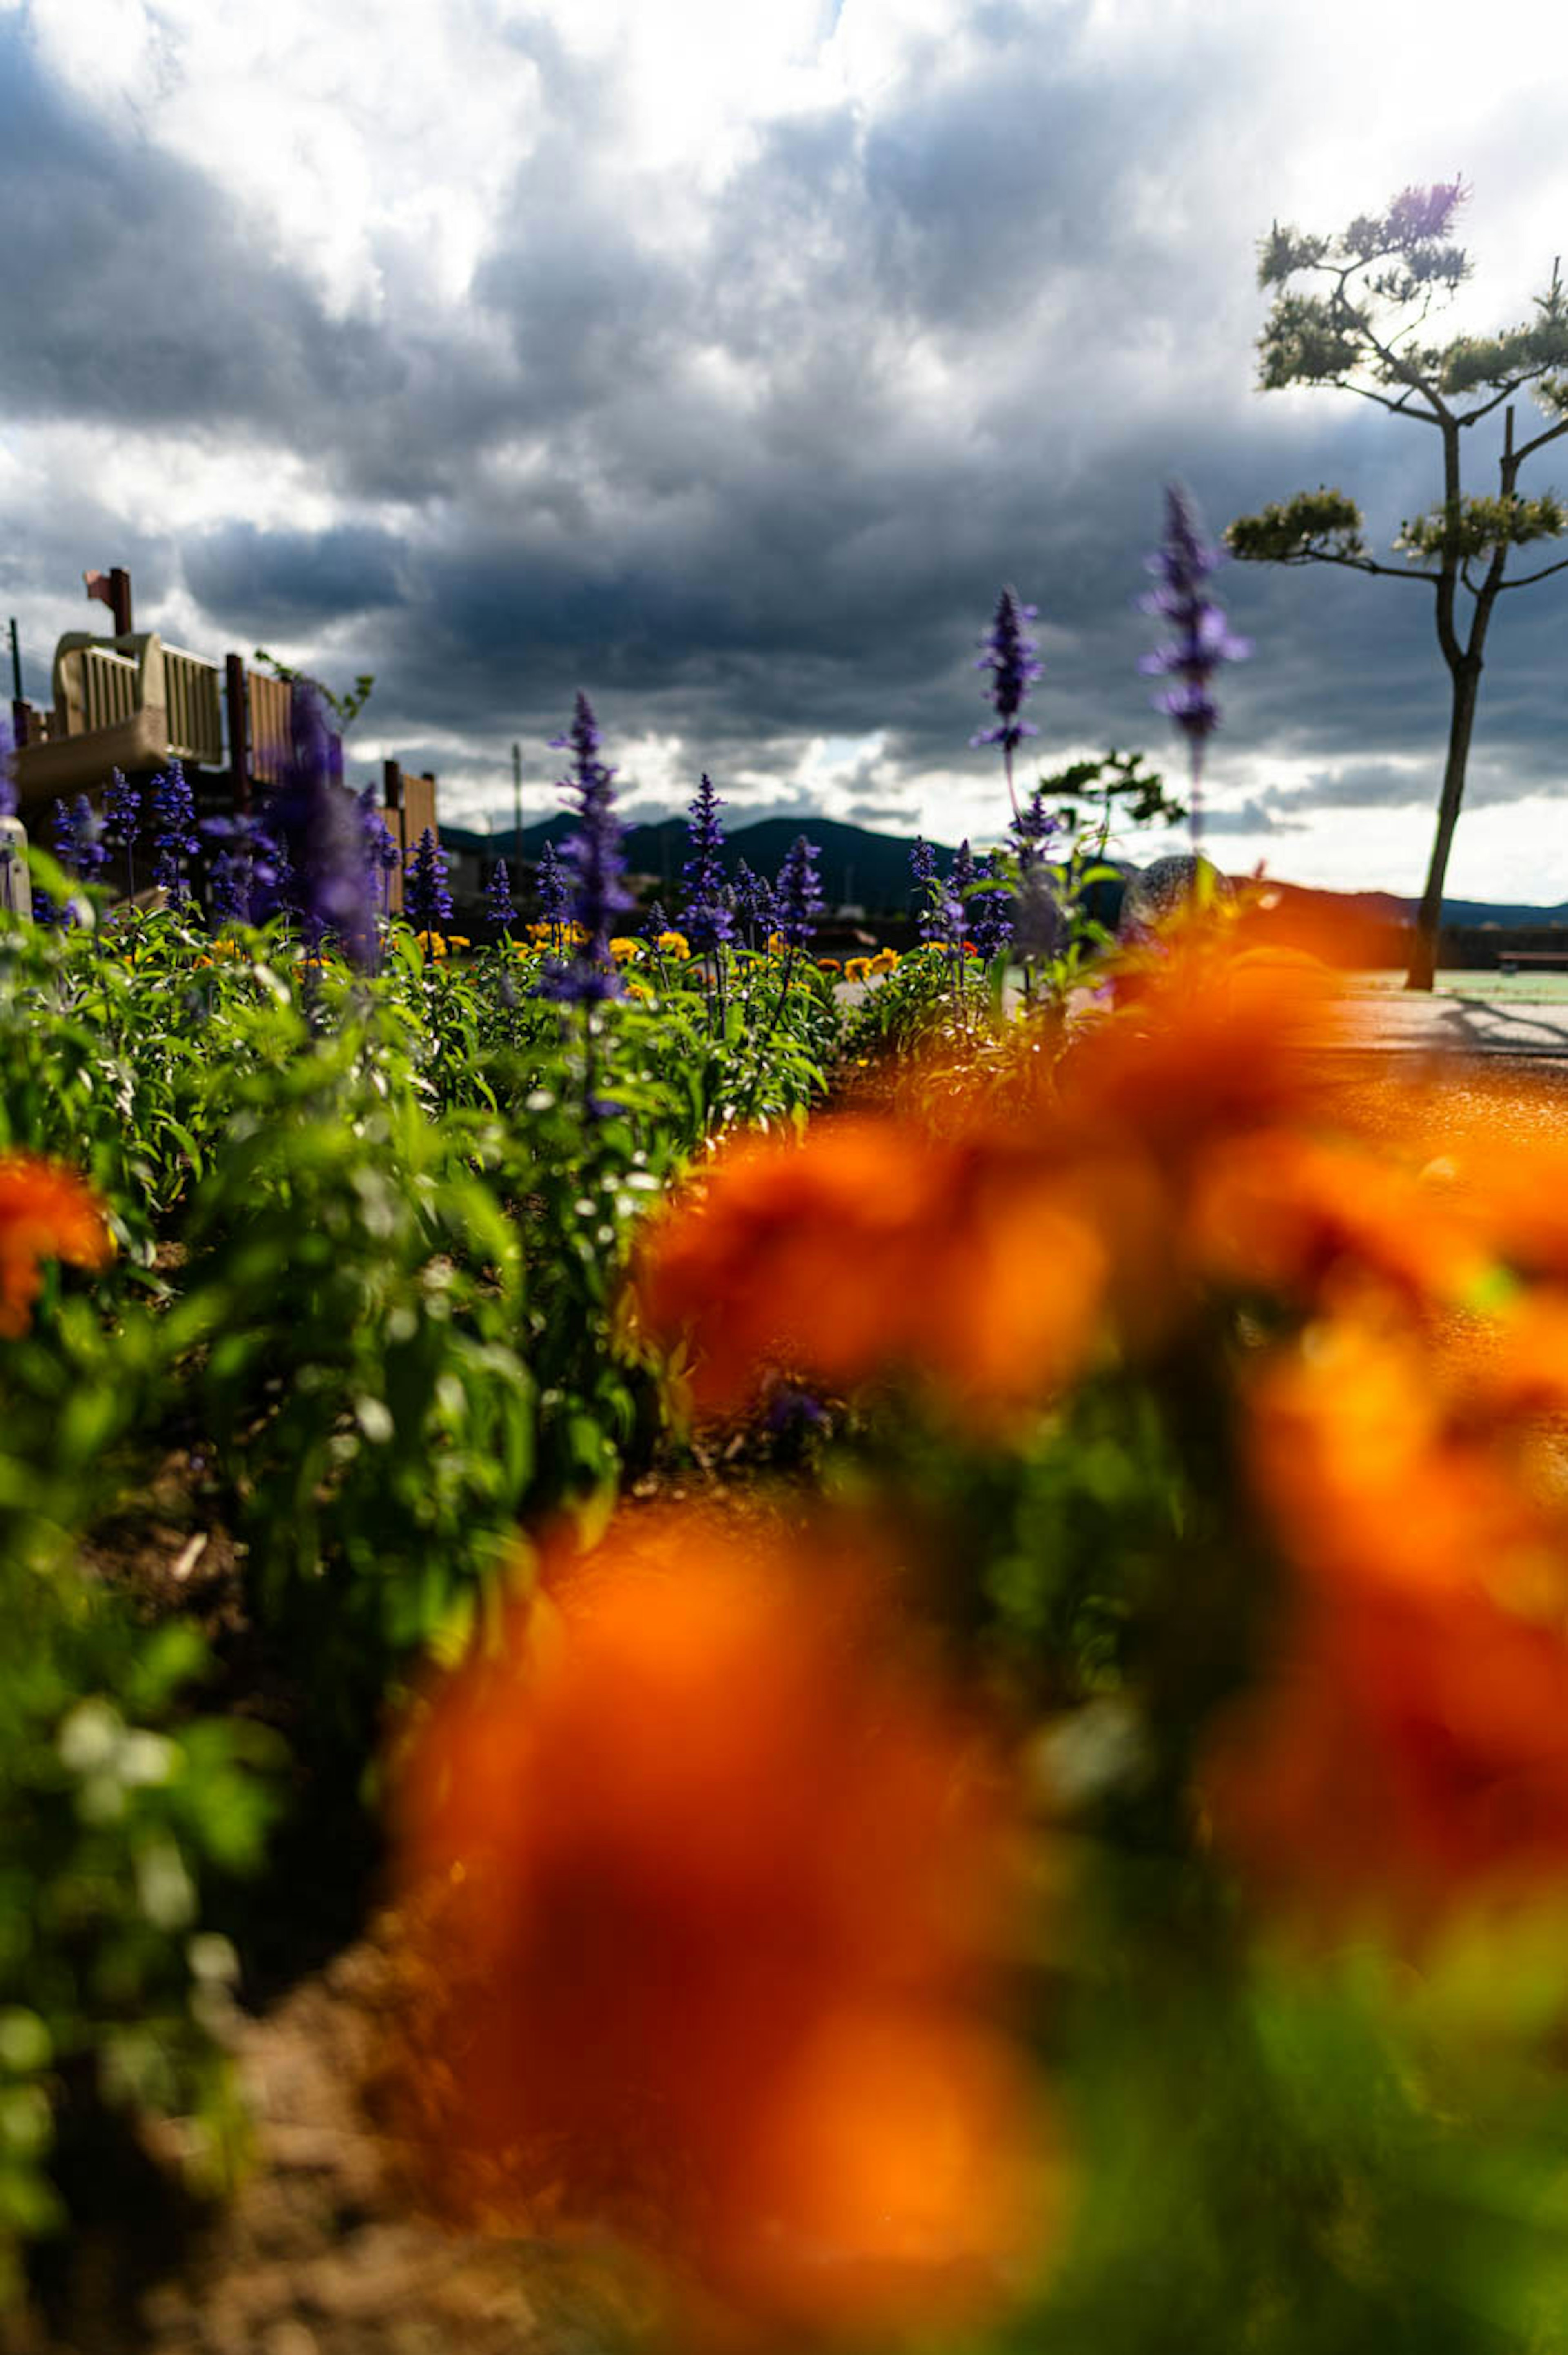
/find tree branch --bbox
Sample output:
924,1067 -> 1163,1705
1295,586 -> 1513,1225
1494,553 -> 1568,590
1292,553 -> 1440,583
1514,412 -> 1568,466
1328,379 -> 1443,421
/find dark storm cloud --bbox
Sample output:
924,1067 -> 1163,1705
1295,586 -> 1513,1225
0,17 -> 385,437
4,0 -> 1566,861
184,524 -> 408,630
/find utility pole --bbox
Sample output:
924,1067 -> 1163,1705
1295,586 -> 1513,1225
511,742 -> 522,860
7,619 -> 20,702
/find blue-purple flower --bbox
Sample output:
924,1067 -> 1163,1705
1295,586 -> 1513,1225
968,850 -> 1015,962
258,686 -> 377,962
1138,482 -> 1252,841
150,760 -> 200,905
972,587 -> 1043,820
682,773 -> 734,953
486,856 -> 516,934
733,859 -> 775,949
69,794 -> 107,881
201,810 -> 276,927
0,722 -> 14,822
103,769 -> 140,894
535,837 -> 569,934
536,692 -> 631,1005
358,785 -> 401,913
909,835 -> 962,949
405,827 -> 454,934
773,834 -> 823,950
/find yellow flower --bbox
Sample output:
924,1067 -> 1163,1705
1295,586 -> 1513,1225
447,935 -> 470,952
609,937 -> 644,963
415,930 -> 448,960
656,930 -> 691,958
844,957 -> 871,985
766,931 -> 789,956
626,977 -> 653,1002
867,948 -> 900,976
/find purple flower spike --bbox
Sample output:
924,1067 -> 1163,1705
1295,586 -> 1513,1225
773,833 -> 823,949
682,773 -> 734,952
972,586 -> 1044,822
536,837 -> 569,930
405,827 -> 454,933
103,768 -> 140,895
486,856 -> 516,934
261,685 -> 376,963
537,691 -> 631,1005
733,859 -> 775,949
1138,482 -> 1252,844
151,760 -> 200,905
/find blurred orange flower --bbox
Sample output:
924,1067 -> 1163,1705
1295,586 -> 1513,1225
1185,1127 -> 1496,1313
1207,1303 -> 1568,1935
636,933 -> 1368,1426
0,1153 -> 113,1337
634,1116 -> 1119,1426
385,1506 -> 1052,2332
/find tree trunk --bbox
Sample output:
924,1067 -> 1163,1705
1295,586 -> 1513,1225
1405,660 -> 1482,991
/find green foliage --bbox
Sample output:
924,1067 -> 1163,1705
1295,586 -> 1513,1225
252,648 -> 374,734
1394,491 -> 1568,563
1040,747 -> 1186,837
1225,488 -> 1368,566
1256,290 -> 1366,390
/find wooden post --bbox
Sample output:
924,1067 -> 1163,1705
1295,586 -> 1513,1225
10,699 -> 30,751
224,654 -> 251,811
108,569 -> 133,639
383,757 -> 402,810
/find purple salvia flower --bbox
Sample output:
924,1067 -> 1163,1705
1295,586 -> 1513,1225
0,721 -> 15,822
681,772 -> 734,952
968,849 -> 1015,962
51,797 -> 81,876
357,784 -> 401,913
103,768 -> 140,895
207,848 -> 248,927
200,811 -> 273,927
70,794 -> 107,880
972,586 -> 1043,822
1138,482 -> 1252,848
265,685 -> 377,962
773,833 -> 823,949
1010,783 -> 1060,870
910,835 -> 958,948
537,692 -> 631,1005
151,760 -> 200,905
643,898 -> 668,941
486,856 -> 516,934
405,827 -> 454,934
733,858 -> 774,949
536,836 -> 569,931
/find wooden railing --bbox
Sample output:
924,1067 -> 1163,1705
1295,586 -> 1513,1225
163,645 -> 224,766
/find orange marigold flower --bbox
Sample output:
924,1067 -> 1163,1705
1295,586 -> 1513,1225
634,1116 -> 1117,1426
1185,1127 -> 1497,1312
1207,1576 -> 1568,1942
1207,1304 -> 1568,1938
0,1154 -> 113,1337
384,1506 -> 1053,2331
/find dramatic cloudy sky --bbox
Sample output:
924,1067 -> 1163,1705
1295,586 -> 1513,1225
4,0 -> 1568,896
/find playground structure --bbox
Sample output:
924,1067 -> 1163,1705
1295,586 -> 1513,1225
9,571 -> 437,914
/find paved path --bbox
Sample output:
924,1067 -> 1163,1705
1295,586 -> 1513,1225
1340,987 -> 1568,1062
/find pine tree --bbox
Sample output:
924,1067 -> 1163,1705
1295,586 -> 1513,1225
1226,180 -> 1568,989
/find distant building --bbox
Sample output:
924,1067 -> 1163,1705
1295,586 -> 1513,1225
9,570 -> 437,912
